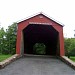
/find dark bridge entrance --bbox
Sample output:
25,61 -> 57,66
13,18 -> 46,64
16,13 -> 65,56
23,24 -> 59,55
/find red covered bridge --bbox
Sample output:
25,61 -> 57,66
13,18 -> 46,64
16,13 -> 65,56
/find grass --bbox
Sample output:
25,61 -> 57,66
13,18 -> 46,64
0,54 -> 12,62
70,56 -> 75,62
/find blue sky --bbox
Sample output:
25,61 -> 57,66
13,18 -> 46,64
0,0 -> 75,38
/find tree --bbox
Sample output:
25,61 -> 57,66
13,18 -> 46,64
68,38 -> 75,56
0,23 -> 17,55
5,22 -> 17,54
0,27 -> 5,54
64,38 -> 75,58
64,38 -> 71,56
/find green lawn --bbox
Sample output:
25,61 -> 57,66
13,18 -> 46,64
0,54 -> 12,62
70,56 -> 75,62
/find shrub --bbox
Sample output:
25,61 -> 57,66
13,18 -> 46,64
33,43 -> 46,55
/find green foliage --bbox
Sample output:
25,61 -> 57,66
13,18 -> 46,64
64,38 -> 75,57
0,23 -> 17,55
0,27 -> 5,54
5,23 -> 17,54
0,27 -> 5,38
33,43 -> 46,55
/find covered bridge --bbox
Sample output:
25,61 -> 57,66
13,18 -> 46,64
16,13 -> 65,56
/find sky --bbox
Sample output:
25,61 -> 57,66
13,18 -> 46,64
0,0 -> 75,38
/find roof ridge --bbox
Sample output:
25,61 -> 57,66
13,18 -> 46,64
17,12 -> 64,26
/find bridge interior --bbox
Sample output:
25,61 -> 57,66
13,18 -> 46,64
23,24 -> 59,55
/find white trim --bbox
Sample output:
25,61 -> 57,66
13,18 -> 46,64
41,12 -> 64,26
29,22 -> 52,25
17,12 -> 64,26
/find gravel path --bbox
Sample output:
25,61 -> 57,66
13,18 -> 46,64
0,56 -> 75,75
